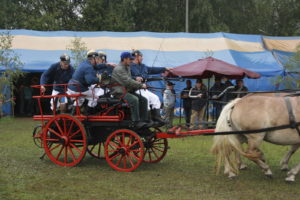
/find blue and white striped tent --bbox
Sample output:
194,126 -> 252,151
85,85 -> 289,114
1,29 -> 300,115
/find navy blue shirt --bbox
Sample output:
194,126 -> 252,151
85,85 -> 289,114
95,63 -> 113,75
40,62 -> 74,93
68,60 -> 100,92
130,63 -> 166,80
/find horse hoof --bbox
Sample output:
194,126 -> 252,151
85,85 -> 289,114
285,174 -> 295,183
281,167 -> 289,171
265,174 -> 273,179
280,165 -> 289,171
228,172 -> 237,179
285,178 -> 295,183
239,164 -> 248,170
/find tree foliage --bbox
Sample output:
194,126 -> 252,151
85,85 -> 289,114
0,31 -> 24,116
66,37 -> 88,69
271,44 -> 300,89
1,0 -> 299,36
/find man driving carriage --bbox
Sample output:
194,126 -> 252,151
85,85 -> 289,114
110,52 -> 150,129
40,53 -> 74,111
130,49 -> 168,126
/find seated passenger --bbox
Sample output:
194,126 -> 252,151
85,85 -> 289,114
67,50 -> 102,114
89,51 -> 116,98
110,52 -> 150,129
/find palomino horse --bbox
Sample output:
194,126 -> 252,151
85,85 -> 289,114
239,92 -> 300,171
211,95 -> 300,182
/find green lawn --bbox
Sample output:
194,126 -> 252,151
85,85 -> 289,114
1,117 -> 300,200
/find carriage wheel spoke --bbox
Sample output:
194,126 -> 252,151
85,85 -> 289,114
123,155 -> 127,169
48,128 -> 62,138
55,145 -> 64,160
116,155 -> 124,167
70,139 -> 84,143
109,141 -> 120,149
122,133 -> 125,146
128,151 -> 140,160
49,143 -> 61,152
127,155 -> 135,168
64,144 -> 68,163
108,152 -> 120,160
68,146 -> 76,162
69,143 -> 82,153
70,129 -> 81,138
150,147 -> 160,159
54,120 -> 65,136
63,118 -> 67,135
45,138 -> 60,142
115,135 -> 123,146
128,140 -> 139,149
67,121 -> 74,136
97,143 -> 102,157
146,150 -> 153,161
126,135 -> 133,146
152,146 -> 164,153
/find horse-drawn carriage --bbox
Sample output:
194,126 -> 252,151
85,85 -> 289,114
32,83 -> 171,172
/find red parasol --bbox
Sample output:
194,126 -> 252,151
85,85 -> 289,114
163,56 -> 261,79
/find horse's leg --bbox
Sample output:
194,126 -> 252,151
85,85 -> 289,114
280,144 -> 300,171
245,135 -> 273,177
246,147 -> 273,177
237,153 -> 248,170
285,161 -> 300,183
224,157 -> 238,178
236,135 -> 248,170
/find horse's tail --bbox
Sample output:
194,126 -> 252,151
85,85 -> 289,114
211,98 -> 260,175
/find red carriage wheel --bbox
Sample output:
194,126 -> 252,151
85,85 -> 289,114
87,142 -> 106,159
105,129 -> 144,172
43,114 -> 87,167
143,137 -> 168,163
142,128 -> 168,163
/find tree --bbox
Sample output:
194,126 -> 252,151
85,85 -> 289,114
271,44 -> 300,89
66,37 -> 88,69
0,32 -> 24,117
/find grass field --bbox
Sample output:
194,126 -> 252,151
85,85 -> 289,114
1,117 -> 300,200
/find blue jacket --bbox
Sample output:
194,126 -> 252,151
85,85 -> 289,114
130,63 -> 166,80
95,63 -> 113,75
68,60 -> 100,92
40,62 -> 74,93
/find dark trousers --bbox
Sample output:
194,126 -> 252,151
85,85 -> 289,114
213,103 -> 223,120
183,106 -> 192,127
124,93 -> 148,121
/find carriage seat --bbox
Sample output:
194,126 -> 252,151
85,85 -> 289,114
98,96 -> 120,104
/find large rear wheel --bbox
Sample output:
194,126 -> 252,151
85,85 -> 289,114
105,129 -> 144,172
43,114 -> 87,167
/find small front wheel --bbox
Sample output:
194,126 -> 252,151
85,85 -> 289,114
143,137 -> 168,163
33,125 -> 43,148
105,129 -> 144,172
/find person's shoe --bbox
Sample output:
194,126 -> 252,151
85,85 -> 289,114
143,120 -> 154,128
151,109 -> 165,127
132,121 -> 147,129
